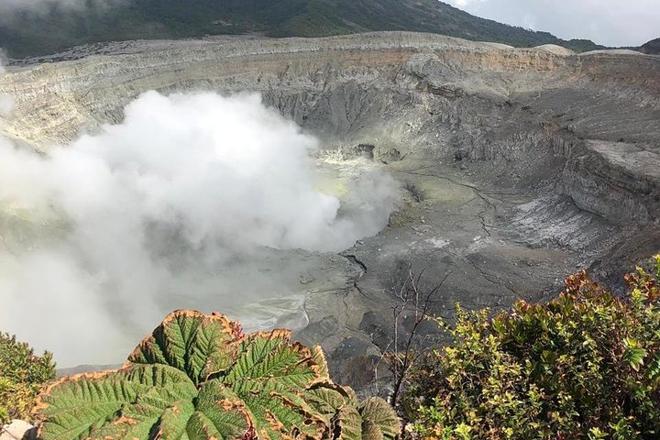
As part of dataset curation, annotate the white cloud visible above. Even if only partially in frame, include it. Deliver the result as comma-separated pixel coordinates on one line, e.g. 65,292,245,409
0,0,122,14
0,0,101,8
0,91,399,365
445,0,660,46
0,97,13,116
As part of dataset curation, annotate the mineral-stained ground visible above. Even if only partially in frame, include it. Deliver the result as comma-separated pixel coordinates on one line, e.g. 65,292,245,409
1,32,658,392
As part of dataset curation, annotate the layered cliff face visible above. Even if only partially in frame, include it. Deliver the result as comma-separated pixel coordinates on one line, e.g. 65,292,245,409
0,32,658,389
2,33,656,227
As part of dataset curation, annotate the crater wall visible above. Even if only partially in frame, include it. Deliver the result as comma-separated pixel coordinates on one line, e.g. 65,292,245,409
0,32,658,388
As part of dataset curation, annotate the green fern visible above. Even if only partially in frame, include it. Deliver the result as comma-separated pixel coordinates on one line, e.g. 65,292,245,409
34,310,399,440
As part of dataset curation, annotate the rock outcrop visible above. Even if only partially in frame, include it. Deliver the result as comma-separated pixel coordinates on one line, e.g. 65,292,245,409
640,38,660,55
0,420,35,440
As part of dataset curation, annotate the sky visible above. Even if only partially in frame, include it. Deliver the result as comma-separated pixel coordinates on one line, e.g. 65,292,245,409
446,0,660,47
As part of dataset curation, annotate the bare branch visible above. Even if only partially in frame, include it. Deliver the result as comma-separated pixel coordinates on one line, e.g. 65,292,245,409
387,268,451,406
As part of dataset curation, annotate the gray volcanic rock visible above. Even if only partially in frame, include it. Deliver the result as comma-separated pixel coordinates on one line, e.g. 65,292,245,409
0,420,35,440
640,38,660,55
560,140,659,225
0,32,658,391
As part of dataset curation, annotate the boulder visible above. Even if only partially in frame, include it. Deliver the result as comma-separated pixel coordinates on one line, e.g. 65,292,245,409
0,420,36,440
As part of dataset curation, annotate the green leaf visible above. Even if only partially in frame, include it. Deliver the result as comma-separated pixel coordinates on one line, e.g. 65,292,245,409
128,310,242,384
35,310,400,440
194,380,253,439
186,412,223,440
222,330,329,439
333,405,362,440
153,400,195,440
360,398,400,440
625,347,647,371
225,330,321,388
623,338,647,371
305,385,352,419
36,364,196,440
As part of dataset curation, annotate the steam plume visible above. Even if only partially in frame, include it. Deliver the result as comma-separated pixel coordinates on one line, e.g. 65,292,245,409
0,91,399,365
0,58,13,116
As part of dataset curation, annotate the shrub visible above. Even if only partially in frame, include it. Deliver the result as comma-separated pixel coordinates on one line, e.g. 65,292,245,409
0,332,55,424
33,310,399,440
404,256,660,440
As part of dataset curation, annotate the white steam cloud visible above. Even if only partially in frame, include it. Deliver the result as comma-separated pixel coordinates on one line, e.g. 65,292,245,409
0,59,13,116
0,91,399,366
0,0,120,12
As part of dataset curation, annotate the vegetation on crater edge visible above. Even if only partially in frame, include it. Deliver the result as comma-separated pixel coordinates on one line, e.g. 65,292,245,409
32,310,399,440
403,256,660,439
0,332,55,424
2,256,658,439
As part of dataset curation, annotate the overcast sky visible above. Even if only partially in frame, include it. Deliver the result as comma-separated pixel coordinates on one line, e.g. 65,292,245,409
446,0,660,47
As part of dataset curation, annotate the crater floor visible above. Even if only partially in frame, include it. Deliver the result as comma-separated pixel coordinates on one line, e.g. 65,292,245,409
0,32,658,389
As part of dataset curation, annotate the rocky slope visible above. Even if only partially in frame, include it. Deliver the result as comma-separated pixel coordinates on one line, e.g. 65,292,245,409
640,38,660,55
0,32,658,392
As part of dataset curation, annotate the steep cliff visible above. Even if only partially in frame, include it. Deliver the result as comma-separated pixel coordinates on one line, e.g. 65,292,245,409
2,33,657,225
